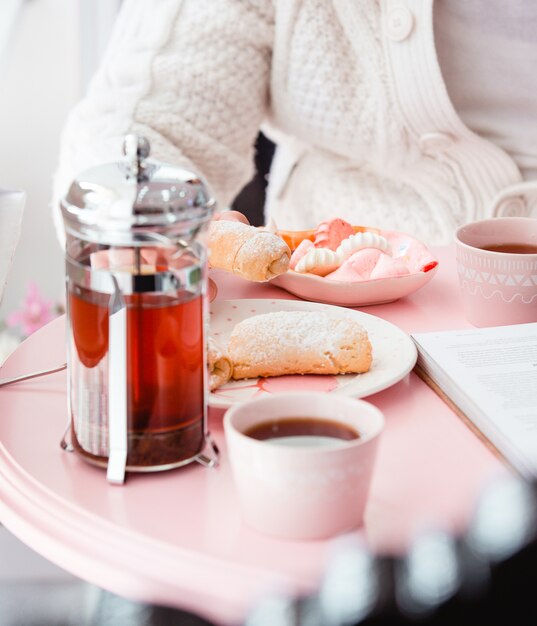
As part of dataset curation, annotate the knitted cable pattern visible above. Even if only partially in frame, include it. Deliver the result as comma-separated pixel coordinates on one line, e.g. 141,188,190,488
54,0,527,245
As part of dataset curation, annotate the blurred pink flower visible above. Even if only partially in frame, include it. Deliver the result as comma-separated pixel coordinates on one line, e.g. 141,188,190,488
6,282,57,337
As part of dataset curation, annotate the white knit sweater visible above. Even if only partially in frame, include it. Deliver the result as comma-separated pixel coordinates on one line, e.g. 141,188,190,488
54,0,537,245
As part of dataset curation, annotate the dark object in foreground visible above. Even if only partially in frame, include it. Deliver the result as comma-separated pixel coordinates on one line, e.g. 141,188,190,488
246,475,537,626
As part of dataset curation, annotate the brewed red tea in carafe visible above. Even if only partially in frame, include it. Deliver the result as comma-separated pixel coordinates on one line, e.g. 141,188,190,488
61,135,216,483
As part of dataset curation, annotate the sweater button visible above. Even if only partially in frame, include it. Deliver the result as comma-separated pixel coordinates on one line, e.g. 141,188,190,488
496,197,526,217
386,7,414,41
419,131,455,155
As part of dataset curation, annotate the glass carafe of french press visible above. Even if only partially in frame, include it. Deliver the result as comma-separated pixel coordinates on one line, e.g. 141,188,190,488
61,135,216,483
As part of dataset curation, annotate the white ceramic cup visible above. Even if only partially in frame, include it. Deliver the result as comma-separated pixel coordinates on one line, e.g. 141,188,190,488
224,392,384,541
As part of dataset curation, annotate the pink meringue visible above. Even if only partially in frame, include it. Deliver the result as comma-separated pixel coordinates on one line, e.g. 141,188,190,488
325,249,382,282
385,231,438,273
313,218,354,251
369,252,410,280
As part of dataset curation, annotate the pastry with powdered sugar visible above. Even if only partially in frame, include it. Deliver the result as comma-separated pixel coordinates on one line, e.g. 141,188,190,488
228,311,372,379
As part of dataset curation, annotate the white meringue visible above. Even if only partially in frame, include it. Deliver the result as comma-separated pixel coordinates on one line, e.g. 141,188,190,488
336,232,390,262
294,248,340,276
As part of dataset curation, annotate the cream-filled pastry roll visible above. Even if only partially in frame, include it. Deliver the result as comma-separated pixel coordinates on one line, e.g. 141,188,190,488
208,220,290,282
228,311,372,379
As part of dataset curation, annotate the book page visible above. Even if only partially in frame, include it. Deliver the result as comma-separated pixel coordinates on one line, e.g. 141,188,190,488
412,323,537,476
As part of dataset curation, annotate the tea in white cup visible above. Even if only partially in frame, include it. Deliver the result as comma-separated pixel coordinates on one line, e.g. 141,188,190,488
224,392,384,541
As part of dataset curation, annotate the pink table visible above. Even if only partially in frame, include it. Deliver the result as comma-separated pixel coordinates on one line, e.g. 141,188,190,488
0,247,508,625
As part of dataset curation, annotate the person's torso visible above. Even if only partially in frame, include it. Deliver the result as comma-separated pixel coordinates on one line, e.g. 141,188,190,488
265,0,537,244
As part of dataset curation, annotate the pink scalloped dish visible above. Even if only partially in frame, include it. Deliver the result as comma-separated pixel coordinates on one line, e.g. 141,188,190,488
271,220,439,307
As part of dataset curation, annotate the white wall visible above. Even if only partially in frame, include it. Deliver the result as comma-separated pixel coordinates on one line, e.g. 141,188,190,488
0,0,80,319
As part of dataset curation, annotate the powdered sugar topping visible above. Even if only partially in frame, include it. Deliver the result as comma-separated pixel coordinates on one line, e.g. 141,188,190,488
230,311,368,368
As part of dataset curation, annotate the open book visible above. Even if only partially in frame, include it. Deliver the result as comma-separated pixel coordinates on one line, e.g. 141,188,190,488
412,323,537,478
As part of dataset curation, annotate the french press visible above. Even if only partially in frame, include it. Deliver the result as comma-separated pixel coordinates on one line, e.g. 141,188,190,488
61,135,218,484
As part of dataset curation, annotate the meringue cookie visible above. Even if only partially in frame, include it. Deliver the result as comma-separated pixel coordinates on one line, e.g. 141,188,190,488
369,252,410,279
294,247,341,276
386,231,438,272
289,238,314,270
336,232,390,262
325,249,382,281
313,218,354,251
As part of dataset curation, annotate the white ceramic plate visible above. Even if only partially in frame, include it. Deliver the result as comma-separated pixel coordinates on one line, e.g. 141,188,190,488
209,299,417,408
270,230,438,307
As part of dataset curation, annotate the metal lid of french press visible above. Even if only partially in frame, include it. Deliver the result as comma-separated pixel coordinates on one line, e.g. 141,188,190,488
61,134,216,245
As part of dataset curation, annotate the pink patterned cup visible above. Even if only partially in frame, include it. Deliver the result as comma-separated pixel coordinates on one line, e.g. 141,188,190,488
224,392,384,541
455,217,537,327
